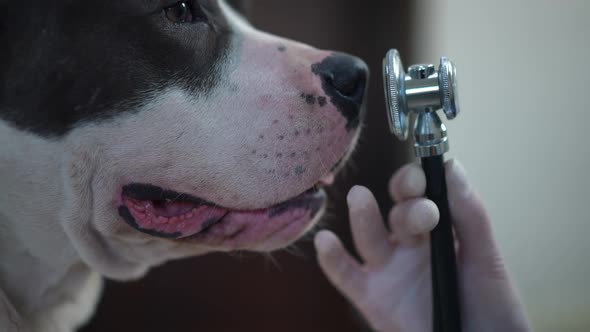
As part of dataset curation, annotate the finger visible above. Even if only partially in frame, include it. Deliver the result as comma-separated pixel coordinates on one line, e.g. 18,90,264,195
347,186,394,265
445,159,500,268
389,163,427,202
388,198,439,242
315,230,366,300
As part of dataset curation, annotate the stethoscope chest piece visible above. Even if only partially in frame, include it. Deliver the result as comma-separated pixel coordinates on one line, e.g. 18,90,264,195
382,49,459,157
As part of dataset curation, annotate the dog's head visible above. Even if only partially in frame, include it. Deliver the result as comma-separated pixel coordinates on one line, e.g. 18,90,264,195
0,0,368,279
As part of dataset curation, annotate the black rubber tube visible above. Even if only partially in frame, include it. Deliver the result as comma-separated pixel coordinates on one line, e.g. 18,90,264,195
422,155,462,332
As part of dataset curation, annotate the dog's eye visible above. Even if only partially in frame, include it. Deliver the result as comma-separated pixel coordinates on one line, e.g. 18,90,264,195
164,2,202,24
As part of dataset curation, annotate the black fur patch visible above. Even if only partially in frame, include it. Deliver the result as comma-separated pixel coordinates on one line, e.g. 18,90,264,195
0,1,234,137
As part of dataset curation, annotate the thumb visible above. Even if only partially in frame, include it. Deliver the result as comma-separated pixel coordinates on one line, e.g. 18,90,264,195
445,159,502,272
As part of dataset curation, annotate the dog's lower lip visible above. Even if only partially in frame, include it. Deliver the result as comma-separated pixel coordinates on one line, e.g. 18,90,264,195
186,188,326,247
119,184,325,240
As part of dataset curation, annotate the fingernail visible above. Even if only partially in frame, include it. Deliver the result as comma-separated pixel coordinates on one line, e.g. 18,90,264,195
413,199,440,233
346,185,366,205
314,230,333,253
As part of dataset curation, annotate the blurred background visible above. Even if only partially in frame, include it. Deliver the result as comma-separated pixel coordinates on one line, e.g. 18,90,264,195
413,1,590,331
82,0,590,331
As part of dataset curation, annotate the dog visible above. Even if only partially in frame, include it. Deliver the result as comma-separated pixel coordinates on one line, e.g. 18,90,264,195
0,1,368,331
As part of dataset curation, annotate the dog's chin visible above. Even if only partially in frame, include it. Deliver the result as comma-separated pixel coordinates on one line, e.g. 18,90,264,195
117,182,328,251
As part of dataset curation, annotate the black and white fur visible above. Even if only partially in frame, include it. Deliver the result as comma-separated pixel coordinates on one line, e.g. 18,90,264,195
0,1,368,331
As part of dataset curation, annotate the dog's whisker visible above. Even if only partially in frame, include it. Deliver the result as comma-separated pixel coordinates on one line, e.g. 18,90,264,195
283,245,307,259
262,252,283,271
317,154,330,179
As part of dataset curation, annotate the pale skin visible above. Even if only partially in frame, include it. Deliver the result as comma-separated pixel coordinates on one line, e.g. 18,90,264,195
314,159,532,332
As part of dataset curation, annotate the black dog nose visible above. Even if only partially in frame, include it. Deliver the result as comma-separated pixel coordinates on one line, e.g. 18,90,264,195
312,53,369,129
327,57,368,100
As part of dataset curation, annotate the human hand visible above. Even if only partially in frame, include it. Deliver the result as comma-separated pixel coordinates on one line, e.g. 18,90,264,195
314,160,531,332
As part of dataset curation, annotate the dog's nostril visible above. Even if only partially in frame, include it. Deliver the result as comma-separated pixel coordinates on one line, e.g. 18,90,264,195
328,63,365,98
313,53,368,105
332,78,359,98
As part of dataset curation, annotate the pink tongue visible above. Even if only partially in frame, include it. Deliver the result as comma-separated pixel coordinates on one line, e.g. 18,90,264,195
154,201,196,217
126,199,227,238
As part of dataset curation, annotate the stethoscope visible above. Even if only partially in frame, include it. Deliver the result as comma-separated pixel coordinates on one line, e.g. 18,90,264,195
383,49,461,332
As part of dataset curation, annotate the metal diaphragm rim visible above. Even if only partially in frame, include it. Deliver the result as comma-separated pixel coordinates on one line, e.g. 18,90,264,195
383,49,409,140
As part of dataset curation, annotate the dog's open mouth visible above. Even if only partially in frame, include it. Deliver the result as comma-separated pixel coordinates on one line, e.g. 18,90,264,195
118,181,328,247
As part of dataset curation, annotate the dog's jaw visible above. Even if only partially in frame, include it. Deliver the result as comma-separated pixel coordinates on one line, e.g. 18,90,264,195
58,81,361,280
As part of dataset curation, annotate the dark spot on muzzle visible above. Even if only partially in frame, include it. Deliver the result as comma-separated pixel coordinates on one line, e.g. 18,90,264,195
294,165,306,175
311,53,369,130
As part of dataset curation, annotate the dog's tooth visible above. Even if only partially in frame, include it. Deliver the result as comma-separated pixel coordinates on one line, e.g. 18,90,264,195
179,222,186,229
157,216,168,224
186,211,194,219
170,216,180,224
134,204,146,212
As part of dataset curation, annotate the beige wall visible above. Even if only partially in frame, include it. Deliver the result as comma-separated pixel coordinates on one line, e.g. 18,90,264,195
412,1,590,331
